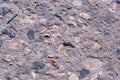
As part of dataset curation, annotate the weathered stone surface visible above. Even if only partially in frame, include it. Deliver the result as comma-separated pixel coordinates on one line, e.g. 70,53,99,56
0,0,119,80
83,58,103,70
5,42,20,50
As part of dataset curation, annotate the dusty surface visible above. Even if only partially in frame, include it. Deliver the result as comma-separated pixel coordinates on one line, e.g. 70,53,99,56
0,0,120,80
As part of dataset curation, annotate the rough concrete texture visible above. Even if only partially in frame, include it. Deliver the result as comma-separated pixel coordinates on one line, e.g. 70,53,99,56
0,0,120,80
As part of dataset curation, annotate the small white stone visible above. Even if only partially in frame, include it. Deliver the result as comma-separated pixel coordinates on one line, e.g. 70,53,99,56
77,19,83,23
79,13,90,20
69,73,79,80
52,25,59,29
69,16,75,20
24,47,31,52
109,3,117,13
31,71,36,78
72,0,82,7
39,19,47,25
68,72,72,75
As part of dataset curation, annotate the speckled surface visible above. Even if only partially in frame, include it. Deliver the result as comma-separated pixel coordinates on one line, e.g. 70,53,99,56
0,0,120,80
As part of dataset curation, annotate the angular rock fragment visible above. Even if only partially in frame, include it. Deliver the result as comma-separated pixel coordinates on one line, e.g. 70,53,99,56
43,13,54,21
55,13,63,20
44,34,50,38
32,61,45,70
91,42,102,51
50,60,59,69
2,28,15,38
63,42,75,48
2,7,11,16
79,69,90,78
66,5,73,10
27,30,35,40
116,48,120,55
69,73,79,80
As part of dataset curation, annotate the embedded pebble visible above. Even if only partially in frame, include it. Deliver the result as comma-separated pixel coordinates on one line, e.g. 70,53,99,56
69,73,79,80
39,18,47,25
2,7,11,16
79,13,91,20
32,61,45,70
2,28,15,38
43,13,54,21
50,60,59,69
63,42,75,48
27,30,35,40
79,69,90,78
91,42,102,51
31,71,36,78
104,29,110,35
116,0,120,3
116,48,120,55
48,54,54,58
55,13,62,20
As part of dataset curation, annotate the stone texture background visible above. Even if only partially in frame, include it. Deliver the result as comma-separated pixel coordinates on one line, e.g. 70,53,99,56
0,0,120,80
